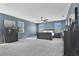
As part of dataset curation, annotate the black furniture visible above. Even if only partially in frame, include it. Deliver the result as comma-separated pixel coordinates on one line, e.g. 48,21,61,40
64,7,79,56
64,31,79,56
64,31,72,56
4,27,18,43
37,32,53,40
54,33,61,38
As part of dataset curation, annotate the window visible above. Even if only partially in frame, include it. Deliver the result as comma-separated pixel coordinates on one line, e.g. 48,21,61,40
17,21,24,33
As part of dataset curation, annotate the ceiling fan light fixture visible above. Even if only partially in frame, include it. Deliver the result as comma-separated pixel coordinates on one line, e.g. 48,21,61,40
41,17,48,22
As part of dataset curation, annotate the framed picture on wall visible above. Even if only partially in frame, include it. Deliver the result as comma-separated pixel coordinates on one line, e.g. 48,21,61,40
54,22,61,29
4,19,16,28
17,21,24,33
54,22,61,33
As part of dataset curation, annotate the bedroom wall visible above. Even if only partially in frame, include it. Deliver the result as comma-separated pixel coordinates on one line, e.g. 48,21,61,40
0,14,4,43
0,13,36,40
37,20,65,32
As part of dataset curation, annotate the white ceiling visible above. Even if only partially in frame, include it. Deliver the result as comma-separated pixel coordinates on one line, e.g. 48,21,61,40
0,3,71,23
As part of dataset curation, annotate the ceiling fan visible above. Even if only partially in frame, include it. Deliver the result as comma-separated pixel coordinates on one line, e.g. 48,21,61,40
41,17,48,22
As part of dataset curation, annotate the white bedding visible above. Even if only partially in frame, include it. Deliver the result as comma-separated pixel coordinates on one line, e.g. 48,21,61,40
47,31,54,36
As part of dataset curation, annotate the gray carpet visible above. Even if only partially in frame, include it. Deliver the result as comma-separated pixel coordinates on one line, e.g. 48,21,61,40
0,38,64,56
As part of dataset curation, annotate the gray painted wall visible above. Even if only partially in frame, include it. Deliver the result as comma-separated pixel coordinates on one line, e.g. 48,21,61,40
37,20,65,32
0,14,4,43
0,13,36,42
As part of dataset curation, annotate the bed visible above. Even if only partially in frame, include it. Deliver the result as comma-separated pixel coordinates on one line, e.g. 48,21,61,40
37,30,55,40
